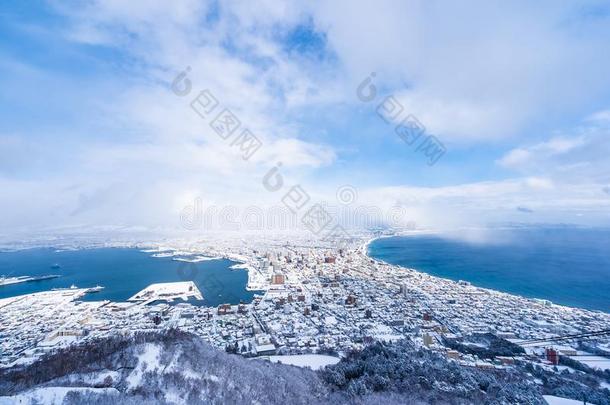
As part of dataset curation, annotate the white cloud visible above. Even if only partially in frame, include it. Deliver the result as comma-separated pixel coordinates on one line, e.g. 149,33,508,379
61,0,610,143
586,109,610,124
4,1,610,234
497,114,610,187
309,0,610,140
497,136,586,169
357,176,610,230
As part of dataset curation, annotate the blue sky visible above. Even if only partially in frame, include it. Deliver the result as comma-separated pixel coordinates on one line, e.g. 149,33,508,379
1,1,610,235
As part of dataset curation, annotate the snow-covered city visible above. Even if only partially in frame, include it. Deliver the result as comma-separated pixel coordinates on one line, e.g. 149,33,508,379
2,234,609,404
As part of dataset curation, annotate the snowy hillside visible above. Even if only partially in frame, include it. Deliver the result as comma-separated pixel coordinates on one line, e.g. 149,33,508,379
1,330,608,404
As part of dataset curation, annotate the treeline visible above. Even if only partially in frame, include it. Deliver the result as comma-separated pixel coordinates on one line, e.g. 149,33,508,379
0,329,191,395
523,362,610,405
1,329,333,405
443,333,525,359
3,330,609,404
320,340,544,404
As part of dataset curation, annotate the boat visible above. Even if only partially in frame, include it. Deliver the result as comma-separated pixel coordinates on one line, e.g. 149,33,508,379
52,284,78,291
51,263,61,269
87,285,105,293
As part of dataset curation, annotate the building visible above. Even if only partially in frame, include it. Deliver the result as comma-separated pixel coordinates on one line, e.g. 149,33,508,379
272,262,281,273
218,304,233,315
399,282,409,297
271,274,285,285
423,333,434,347
496,356,515,365
446,350,460,360
255,335,276,355
546,348,559,365
557,346,577,356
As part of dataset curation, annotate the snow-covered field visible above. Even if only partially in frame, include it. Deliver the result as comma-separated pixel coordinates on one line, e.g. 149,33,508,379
543,395,585,405
125,343,162,389
0,387,119,404
569,352,610,371
265,354,340,370
128,281,203,302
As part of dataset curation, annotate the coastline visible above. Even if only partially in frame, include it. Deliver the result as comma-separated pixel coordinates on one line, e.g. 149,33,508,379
3,236,610,378
0,247,259,305
3,238,608,315
364,233,610,315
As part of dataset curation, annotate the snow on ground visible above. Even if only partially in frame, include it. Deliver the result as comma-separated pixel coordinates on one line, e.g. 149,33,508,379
543,395,585,405
173,256,221,262
181,367,203,380
324,316,337,326
375,334,403,342
69,370,120,386
164,389,185,405
266,354,340,370
126,343,162,389
0,387,119,404
369,324,402,342
162,350,203,381
0,296,21,309
128,281,203,302
569,352,610,371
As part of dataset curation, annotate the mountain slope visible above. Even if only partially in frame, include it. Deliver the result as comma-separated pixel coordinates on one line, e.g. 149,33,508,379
2,330,604,404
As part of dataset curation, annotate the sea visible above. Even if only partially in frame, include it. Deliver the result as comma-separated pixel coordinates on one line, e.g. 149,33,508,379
368,227,610,313
0,248,259,306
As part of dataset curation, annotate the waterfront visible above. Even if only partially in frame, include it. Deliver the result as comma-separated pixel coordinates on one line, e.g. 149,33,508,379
368,227,610,313
2,235,610,404
0,248,257,306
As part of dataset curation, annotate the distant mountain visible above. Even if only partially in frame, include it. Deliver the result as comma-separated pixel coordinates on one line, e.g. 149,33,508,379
1,330,607,404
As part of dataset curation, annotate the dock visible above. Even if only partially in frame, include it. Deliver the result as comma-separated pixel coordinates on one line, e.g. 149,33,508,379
128,281,203,304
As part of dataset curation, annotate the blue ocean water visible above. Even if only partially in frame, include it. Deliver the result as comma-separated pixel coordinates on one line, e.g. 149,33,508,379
368,228,610,313
0,248,258,306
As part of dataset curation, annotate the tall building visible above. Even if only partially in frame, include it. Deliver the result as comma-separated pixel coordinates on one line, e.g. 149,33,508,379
399,282,409,297
271,274,285,285
423,333,434,347
272,261,281,273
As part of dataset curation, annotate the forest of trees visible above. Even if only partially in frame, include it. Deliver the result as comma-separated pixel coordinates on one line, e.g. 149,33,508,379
321,339,543,404
442,333,525,359
1,330,609,404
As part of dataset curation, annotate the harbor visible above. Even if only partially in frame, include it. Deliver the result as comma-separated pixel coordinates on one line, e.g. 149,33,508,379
128,281,203,304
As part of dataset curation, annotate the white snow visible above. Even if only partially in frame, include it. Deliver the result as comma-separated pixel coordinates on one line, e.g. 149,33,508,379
164,389,184,404
173,255,221,262
0,387,119,405
543,395,585,405
266,354,340,370
324,316,337,326
126,343,162,388
69,370,120,385
568,352,610,371
128,281,203,302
